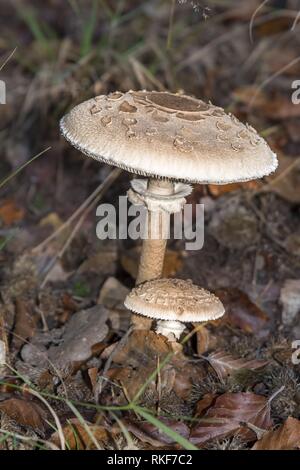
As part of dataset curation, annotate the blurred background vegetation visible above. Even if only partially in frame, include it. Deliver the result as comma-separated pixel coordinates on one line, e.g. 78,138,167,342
1,0,300,201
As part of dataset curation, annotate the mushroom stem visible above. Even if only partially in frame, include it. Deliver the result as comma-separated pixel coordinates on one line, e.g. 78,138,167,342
131,178,174,330
155,320,185,340
137,178,174,285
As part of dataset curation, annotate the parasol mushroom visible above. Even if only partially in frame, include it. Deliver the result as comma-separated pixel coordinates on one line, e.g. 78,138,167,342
124,278,225,341
60,90,277,330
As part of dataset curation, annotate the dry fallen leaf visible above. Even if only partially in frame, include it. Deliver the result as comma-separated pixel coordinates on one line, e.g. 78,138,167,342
233,86,300,119
205,350,268,380
195,393,216,418
105,366,152,404
0,200,24,226
112,330,171,367
78,248,117,276
12,298,36,350
123,417,190,447
102,330,204,404
51,418,108,450
102,331,172,404
256,17,297,40
208,181,259,197
0,397,47,431
172,357,205,401
215,288,269,334
196,325,217,355
48,305,109,372
190,392,272,446
87,367,98,393
252,417,300,450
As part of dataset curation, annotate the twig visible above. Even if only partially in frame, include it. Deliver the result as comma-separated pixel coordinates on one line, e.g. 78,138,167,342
249,0,271,44
0,312,9,373
0,47,17,72
0,147,51,190
156,356,161,416
179,24,245,69
120,383,139,419
291,10,300,31
268,385,285,404
39,167,122,287
5,344,68,398
28,388,66,450
65,400,102,450
181,321,209,346
109,411,136,450
248,55,300,110
246,196,287,252
33,167,121,254
96,326,133,400
179,10,300,70
35,307,49,332
0,428,59,450
263,157,300,189
240,421,267,440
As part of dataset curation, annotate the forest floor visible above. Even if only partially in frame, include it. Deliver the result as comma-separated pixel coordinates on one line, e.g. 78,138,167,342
0,0,300,450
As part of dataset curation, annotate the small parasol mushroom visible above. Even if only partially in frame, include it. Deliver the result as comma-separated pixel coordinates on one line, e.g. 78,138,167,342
124,278,225,340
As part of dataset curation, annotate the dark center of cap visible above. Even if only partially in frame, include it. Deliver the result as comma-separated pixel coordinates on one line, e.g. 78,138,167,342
144,92,210,112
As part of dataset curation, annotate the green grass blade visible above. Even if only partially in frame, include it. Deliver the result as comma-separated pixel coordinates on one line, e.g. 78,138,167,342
16,6,48,47
80,0,98,57
133,406,198,451
132,352,174,403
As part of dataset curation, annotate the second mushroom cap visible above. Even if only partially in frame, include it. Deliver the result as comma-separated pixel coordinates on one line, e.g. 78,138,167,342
124,278,225,322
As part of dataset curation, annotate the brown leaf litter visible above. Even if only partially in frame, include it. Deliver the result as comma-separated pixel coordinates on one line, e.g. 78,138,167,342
252,417,300,450
190,392,273,446
204,350,269,380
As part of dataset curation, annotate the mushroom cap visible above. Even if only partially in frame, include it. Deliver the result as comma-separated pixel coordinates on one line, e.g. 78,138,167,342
124,278,225,322
60,90,277,184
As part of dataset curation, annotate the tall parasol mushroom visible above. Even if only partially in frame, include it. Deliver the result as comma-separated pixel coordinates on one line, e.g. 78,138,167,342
60,90,277,330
